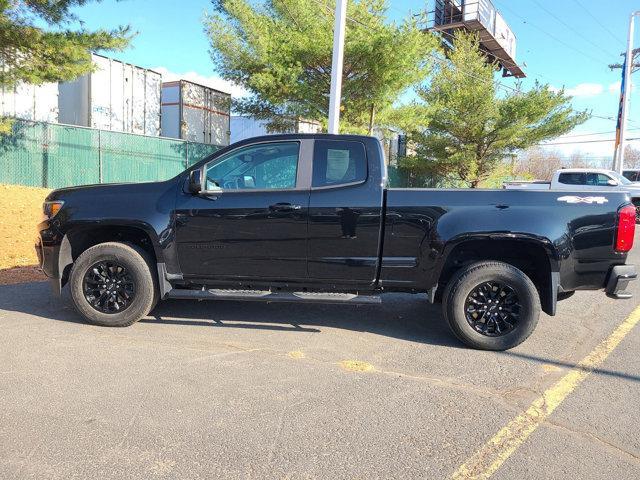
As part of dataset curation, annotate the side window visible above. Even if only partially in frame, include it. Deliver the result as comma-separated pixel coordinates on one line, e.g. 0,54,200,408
204,142,299,191
586,173,614,186
558,173,586,185
598,174,614,186
312,140,367,188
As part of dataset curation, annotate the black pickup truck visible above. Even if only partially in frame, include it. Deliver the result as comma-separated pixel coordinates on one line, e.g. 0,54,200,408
36,134,637,350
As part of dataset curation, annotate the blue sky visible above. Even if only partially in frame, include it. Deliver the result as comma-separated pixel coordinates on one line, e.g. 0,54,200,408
71,0,640,158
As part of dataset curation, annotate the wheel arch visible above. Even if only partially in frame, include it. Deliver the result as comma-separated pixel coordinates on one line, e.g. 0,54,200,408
59,223,163,289
434,235,560,316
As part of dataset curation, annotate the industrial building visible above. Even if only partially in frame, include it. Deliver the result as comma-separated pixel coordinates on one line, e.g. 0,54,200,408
230,116,321,144
161,80,231,146
58,53,162,136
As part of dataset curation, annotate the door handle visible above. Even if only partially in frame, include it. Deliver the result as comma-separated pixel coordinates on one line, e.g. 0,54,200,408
269,203,302,212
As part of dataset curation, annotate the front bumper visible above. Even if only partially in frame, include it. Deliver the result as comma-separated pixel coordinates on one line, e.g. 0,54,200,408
35,220,64,295
606,265,637,299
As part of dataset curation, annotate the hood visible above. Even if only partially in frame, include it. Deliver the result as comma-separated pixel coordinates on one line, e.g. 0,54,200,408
46,180,172,202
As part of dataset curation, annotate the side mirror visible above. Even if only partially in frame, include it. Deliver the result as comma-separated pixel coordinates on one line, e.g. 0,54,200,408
607,179,619,187
188,169,202,194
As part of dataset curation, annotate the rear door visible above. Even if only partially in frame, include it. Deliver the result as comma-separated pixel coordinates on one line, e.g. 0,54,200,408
307,138,384,284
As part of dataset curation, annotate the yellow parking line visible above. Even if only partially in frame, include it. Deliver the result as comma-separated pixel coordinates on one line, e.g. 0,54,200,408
451,304,640,480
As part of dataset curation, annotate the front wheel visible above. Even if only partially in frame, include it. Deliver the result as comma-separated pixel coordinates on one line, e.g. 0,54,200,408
69,242,157,327
442,261,541,350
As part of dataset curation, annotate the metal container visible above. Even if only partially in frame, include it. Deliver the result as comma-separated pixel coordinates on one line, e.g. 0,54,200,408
161,80,231,146
230,116,321,144
429,0,523,78
58,53,162,136
0,82,59,123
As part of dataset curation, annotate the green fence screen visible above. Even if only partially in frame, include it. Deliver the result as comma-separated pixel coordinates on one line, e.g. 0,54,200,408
0,120,222,189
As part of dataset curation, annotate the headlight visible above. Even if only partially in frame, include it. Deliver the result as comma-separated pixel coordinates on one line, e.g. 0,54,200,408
43,201,64,220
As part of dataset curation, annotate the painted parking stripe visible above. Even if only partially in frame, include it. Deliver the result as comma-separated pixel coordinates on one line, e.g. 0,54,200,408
451,304,640,480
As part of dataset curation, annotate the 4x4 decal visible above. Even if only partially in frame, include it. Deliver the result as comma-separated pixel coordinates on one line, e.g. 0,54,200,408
557,196,609,205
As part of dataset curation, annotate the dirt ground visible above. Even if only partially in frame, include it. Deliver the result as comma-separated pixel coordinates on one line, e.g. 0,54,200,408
0,184,50,284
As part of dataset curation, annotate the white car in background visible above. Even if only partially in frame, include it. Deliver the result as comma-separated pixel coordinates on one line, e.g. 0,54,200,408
505,168,640,221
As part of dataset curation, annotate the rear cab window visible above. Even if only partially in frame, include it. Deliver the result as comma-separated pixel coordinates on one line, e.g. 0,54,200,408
312,140,367,188
558,172,586,185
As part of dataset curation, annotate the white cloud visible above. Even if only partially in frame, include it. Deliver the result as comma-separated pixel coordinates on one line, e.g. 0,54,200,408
607,80,635,94
152,66,250,99
551,83,604,98
609,81,621,94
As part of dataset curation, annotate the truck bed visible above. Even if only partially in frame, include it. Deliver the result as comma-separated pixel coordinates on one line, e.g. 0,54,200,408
381,188,629,293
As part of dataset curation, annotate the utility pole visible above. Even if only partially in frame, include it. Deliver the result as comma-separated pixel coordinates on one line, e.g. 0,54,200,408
613,12,640,173
328,0,347,135
610,46,640,169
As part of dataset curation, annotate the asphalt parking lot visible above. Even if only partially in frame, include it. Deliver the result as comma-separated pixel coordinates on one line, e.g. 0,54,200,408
1,249,639,479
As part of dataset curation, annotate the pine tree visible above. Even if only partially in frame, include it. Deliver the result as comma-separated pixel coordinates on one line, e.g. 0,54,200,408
206,0,437,133
399,32,589,188
1,0,132,132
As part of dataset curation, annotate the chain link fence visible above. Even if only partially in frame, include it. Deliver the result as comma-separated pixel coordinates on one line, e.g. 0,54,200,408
0,120,222,189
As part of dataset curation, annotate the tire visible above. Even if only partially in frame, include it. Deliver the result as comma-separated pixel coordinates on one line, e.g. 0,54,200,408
442,261,541,351
69,242,157,327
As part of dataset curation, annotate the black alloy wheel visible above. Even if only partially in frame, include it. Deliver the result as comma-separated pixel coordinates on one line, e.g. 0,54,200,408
443,261,540,350
83,261,136,314
464,281,521,337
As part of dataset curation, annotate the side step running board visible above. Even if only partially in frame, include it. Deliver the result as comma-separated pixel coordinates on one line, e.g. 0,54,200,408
166,288,382,305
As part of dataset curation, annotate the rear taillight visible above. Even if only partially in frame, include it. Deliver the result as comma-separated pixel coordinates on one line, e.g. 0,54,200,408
615,204,636,252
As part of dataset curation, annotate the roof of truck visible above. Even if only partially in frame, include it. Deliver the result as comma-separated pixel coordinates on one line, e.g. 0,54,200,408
557,168,616,174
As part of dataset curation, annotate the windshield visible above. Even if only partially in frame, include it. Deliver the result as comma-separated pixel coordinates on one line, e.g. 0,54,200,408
609,171,633,185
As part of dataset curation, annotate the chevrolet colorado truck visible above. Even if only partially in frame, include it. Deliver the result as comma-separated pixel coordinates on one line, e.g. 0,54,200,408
36,134,637,350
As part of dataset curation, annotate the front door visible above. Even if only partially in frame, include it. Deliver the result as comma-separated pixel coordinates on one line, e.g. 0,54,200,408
174,140,311,281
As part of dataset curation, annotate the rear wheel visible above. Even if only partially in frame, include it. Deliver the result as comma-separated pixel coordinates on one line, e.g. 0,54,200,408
442,261,540,350
69,242,157,327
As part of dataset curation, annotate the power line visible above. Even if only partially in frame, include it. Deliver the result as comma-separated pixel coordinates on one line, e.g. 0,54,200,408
492,0,611,65
570,0,627,46
541,137,640,146
530,0,619,59
553,128,640,139
433,27,558,84
311,0,633,137
430,20,632,139
590,114,640,128
310,0,522,95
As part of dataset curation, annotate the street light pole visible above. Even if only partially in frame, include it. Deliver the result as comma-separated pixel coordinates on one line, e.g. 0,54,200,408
328,0,347,135
617,11,640,173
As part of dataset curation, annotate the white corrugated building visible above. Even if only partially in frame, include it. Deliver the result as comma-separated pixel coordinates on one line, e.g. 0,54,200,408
161,80,231,146
58,53,162,136
230,116,321,144
1,82,59,123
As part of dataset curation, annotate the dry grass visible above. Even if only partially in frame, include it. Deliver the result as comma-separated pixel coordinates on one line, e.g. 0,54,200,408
0,184,50,284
